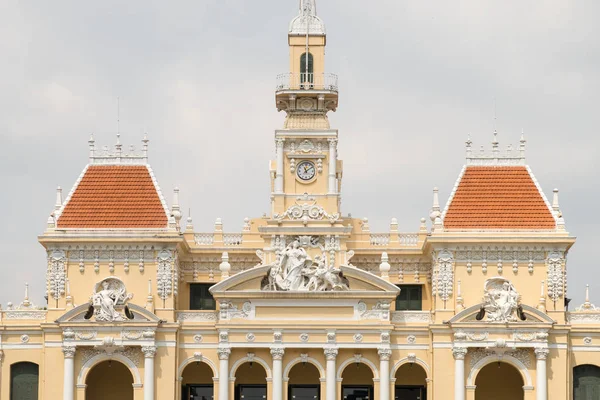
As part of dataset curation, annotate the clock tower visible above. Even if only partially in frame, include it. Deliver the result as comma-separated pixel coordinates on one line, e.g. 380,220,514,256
271,0,340,217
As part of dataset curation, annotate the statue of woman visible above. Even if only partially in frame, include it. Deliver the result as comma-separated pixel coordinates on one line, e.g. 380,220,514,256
279,240,312,290
92,281,126,321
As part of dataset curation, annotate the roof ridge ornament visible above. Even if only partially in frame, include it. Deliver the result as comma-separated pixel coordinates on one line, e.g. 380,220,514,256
465,132,527,166
88,133,150,165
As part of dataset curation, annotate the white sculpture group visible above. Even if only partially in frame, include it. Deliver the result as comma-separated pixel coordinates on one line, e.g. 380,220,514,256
262,240,349,291
482,277,520,322
91,277,133,322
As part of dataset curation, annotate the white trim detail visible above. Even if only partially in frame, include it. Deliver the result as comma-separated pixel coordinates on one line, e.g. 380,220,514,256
283,356,326,379
442,165,466,220
177,356,219,380
56,164,89,222
336,356,379,380
525,165,557,225
229,355,272,379
145,165,171,221
77,353,141,386
390,357,431,380
467,354,532,387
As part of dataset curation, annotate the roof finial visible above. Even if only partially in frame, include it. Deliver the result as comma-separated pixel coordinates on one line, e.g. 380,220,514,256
429,187,441,222
142,132,149,163
492,130,499,156
519,129,526,159
186,209,194,232
300,0,317,16
88,133,96,163
55,186,63,211
465,134,472,158
171,187,182,230
552,188,560,212
22,282,30,308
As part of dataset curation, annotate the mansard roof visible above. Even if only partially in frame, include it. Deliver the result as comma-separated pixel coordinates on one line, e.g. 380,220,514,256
56,164,170,229
441,134,557,231
442,166,556,230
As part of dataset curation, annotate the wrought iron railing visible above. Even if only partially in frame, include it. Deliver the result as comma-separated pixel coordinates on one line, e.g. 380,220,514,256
276,73,339,92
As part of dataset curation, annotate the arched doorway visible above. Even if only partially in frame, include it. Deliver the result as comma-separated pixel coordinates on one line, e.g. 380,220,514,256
288,362,321,400
235,361,268,400
86,360,133,400
475,362,523,400
181,361,215,400
395,363,427,400
10,362,39,400
341,363,374,400
574,364,600,400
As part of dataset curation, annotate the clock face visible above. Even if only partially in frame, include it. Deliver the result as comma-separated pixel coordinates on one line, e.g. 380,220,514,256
297,161,316,181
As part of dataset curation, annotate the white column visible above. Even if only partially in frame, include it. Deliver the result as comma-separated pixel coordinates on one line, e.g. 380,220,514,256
535,348,549,400
218,348,231,400
378,348,391,400
324,348,338,400
62,346,76,400
142,346,157,400
453,347,467,400
270,347,285,400
328,138,337,194
275,138,285,194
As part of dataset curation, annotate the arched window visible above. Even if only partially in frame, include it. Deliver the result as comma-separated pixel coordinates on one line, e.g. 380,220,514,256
300,52,314,85
574,364,600,400
11,362,39,400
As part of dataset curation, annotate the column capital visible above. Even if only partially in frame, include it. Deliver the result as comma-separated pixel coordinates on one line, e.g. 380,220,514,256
327,138,338,146
62,345,76,359
275,138,286,148
377,347,392,361
217,347,232,360
324,347,338,361
452,346,468,360
534,347,549,360
141,345,157,358
270,347,285,360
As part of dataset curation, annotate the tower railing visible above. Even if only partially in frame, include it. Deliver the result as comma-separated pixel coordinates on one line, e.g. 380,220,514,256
276,73,338,92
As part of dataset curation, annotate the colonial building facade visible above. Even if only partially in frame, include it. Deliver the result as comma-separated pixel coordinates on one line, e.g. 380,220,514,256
2,1,600,400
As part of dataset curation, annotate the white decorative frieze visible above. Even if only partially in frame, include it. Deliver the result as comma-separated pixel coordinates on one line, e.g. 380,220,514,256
358,301,390,320
80,345,142,367
391,311,432,324
177,312,218,322
273,202,340,225
218,301,251,320
468,348,531,368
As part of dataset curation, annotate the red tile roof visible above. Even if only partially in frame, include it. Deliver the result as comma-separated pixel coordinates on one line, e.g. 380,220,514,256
57,165,169,229
443,166,556,230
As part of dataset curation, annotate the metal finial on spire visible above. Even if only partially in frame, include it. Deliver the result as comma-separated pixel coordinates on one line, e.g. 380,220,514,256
300,0,317,15
142,132,149,163
465,134,472,158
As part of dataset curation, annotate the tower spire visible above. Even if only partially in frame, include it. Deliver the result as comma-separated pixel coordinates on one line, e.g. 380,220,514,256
300,0,317,16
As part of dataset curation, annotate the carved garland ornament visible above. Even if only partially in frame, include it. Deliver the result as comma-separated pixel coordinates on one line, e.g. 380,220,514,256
157,250,174,301
434,250,454,302
47,250,66,300
546,252,565,303
273,202,340,225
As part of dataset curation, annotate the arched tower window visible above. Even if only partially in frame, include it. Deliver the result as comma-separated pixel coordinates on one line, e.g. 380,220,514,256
10,362,39,400
300,52,314,85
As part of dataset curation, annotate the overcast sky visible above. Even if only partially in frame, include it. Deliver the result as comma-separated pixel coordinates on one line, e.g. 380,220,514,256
0,1,598,308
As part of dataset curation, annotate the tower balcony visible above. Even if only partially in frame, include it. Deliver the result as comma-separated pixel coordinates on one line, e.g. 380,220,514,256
276,73,339,93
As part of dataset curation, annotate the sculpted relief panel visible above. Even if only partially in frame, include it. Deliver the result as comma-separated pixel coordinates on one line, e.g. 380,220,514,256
91,277,134,322
261,240,349,291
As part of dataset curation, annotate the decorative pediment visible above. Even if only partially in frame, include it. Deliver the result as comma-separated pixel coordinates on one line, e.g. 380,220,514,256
56,303,161,324
210,265,400,299
449,303,554,325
